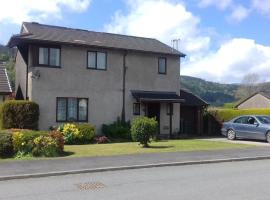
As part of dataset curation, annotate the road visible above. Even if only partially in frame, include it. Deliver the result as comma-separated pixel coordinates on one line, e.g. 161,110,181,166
1,160,270,200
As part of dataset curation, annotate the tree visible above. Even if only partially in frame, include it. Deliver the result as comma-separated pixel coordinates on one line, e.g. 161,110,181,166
235,73,261,100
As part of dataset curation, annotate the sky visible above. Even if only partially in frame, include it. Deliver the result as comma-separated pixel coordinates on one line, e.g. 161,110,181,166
0,0,270,84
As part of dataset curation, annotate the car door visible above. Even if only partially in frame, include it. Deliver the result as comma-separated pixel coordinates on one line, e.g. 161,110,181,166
243,117,265,139
232,116,249,138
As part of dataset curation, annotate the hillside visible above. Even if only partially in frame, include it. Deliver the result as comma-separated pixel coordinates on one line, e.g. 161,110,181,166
180,76,239,106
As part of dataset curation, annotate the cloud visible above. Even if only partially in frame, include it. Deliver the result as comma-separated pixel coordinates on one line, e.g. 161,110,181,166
0,0,91,24
228,5,250,23
198,0,233,10
105,0,210,55
251,0,270,16
182,38,270,83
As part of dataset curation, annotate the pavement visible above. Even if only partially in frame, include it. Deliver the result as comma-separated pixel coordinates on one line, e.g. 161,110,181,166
1,145,270,181
1,159,270,199
202,137,270,146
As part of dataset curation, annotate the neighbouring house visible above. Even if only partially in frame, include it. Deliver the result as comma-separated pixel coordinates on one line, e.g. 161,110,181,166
0,67,12,102
8,22,185,136
235,91,270,109
179,89,209,136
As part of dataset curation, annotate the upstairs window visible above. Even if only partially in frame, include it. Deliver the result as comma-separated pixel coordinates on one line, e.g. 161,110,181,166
133,103,140,115
87,51,107,70
38,47,60,67
158,57,167,74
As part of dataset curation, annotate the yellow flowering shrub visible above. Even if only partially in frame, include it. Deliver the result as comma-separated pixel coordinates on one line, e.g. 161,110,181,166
12,132,25,152
57,123,95,144
33,136,59,157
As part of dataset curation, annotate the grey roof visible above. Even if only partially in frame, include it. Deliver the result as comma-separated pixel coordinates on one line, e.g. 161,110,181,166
235,90,270,108
8,22,185,57
0,67,12,94
180,89,209,107
131,90,184,103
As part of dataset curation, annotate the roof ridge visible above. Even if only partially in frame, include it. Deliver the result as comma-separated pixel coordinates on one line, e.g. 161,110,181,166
23,22,159,41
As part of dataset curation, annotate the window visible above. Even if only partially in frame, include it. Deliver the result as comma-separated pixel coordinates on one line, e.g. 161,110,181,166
38,47,60,67
56,97,88,122
133,103,140,115
87,51,107,70
166,103,173,115
234,117,248,124
158,57,166,74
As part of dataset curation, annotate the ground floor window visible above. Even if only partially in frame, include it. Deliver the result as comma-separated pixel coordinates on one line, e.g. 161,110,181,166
166,103,173,115
56,97,88,122
133,103,140,115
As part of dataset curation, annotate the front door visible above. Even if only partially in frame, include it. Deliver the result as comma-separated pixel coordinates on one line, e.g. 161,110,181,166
147,103,160,133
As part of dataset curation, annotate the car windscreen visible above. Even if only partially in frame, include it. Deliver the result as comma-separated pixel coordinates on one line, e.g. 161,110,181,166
256,116,270,124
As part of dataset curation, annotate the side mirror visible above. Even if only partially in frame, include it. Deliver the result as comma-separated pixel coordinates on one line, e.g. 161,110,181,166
254,122,259,127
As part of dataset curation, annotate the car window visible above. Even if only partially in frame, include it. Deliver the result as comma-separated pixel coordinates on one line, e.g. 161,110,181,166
247,117,257,125
256,116,270,124
234,117,248,124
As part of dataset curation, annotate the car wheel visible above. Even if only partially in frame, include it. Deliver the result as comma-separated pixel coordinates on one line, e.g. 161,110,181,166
266,132,270,143
227,129,236,140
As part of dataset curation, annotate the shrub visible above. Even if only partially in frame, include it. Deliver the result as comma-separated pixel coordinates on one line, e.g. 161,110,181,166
94,136,109,144
0,132,13,157
131,116,158,147
1,100,39,129
48,131,64,152
102,119,131,139
58,123,79,144
75,123,95,143
12,130,47,153
58,123,95,144
32,135,59,157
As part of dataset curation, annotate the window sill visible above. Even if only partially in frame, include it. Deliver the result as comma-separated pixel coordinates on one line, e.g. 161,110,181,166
36,65,61,68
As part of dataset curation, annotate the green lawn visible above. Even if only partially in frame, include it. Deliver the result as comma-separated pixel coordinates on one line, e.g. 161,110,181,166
64,139,251,158
0,139,252,162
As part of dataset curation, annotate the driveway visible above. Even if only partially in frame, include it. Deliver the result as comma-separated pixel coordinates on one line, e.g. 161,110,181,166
203,137,270,147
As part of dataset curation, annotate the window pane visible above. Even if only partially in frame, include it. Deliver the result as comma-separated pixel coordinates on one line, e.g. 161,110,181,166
67,98,77,121
49,48,60,66
158,58,166,74
97,52,106,69
39,47,49,65
57,98,66,121
88,52,96,68
133,103,140,115
78,99,87,121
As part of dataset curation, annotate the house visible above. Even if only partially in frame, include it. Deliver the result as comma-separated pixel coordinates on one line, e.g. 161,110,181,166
0,66,12,102
8,22,185,136
235,91,270,109
179,89,209,136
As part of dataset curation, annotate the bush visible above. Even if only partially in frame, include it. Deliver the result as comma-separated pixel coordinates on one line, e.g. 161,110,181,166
131,116,158,147
102,119,131,139
0,132,13,157
94,136,110,144
75,123,95,143
48,131,64,152
1,100,39,130
12,130,47,153
32,135,59,157
58,123,79,144
58,123,95,144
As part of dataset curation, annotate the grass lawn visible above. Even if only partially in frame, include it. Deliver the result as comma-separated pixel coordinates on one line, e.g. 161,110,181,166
64,139,251,158
0,139,252,162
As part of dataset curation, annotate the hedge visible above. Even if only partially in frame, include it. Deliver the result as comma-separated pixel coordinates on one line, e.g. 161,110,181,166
208,108,270,123
203,108,270,135
0,131,13,158
1,100,39,130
